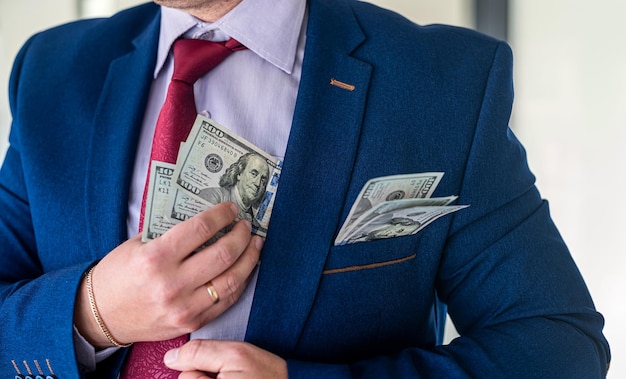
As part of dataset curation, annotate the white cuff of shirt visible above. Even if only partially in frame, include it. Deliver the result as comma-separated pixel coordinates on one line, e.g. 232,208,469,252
73,325,120,373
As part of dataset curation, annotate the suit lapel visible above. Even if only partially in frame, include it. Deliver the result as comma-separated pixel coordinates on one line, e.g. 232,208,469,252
85,12,160,259
83,0,370,353
247,0,372,355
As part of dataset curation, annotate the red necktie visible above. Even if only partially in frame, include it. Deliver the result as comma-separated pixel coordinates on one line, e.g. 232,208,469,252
122,38,244,379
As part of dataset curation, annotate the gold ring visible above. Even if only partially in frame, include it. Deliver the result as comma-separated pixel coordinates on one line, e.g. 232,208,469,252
206,281,220,304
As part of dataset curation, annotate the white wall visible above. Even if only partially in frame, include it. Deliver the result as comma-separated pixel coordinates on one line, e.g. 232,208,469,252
0,0,151,158
510,2,625,377
0,0,78,157
81,0,145,17
367,0,473,27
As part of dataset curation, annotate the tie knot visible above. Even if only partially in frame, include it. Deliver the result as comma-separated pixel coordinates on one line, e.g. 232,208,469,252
171,38,245,84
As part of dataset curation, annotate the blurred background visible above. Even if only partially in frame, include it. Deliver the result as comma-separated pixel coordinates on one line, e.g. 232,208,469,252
0,0,623,376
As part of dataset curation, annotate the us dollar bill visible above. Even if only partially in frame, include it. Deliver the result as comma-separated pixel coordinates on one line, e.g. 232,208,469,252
171,115,282,238
336,173,444,241
336,203,468,245
142,161,180,242
142,160,236,244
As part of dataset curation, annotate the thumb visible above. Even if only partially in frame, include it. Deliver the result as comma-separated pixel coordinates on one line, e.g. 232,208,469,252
164,340,223,373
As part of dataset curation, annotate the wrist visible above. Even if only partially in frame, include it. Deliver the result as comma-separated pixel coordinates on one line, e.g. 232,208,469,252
74,264,131,348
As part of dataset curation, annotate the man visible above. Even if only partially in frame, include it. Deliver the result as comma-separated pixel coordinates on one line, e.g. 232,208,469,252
0,0,611,378
198,152,271,226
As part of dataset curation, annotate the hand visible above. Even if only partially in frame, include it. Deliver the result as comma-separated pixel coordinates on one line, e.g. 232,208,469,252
75,202,263,347
164,340,288,379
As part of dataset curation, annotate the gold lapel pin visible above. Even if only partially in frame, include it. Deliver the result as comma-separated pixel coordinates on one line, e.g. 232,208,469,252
330,78,356,91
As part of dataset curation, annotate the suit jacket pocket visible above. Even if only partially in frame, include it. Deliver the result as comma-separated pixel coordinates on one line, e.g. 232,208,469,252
323,234,422,275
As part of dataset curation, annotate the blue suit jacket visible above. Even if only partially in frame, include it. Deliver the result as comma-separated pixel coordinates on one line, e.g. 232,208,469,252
0,1,610,378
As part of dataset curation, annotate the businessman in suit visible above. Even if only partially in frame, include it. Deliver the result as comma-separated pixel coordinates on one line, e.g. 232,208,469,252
0,0,611,377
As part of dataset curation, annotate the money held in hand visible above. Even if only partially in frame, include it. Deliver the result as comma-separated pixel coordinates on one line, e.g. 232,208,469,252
142,115,282,242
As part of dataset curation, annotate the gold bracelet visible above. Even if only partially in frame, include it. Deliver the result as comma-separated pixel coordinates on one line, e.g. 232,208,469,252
85,265,132,348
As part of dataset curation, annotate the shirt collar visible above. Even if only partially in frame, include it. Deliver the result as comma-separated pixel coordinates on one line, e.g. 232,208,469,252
155,0,306,77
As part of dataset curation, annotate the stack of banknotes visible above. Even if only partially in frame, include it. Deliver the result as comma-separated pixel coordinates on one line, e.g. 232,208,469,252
334,173,468,245
142,115,281,243
143,115,467,245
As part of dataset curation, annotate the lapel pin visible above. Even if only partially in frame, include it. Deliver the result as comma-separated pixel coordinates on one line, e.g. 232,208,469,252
330,78,356,91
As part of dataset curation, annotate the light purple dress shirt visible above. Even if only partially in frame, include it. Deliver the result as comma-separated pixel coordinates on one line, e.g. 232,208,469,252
76,0,307,371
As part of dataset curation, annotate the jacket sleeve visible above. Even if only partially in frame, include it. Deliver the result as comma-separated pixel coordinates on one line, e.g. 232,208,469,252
0,34,93,378
285,42,610,379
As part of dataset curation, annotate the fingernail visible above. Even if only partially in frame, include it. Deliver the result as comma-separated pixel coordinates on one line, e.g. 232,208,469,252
255,236,264,250
164,348,179,365
229,202,239,216
243,219,252,231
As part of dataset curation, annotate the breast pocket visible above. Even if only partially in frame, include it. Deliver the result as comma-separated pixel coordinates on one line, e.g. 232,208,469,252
296,233,441,360
323,233,423,275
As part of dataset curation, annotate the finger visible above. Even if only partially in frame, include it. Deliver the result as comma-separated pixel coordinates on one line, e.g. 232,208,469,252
192,236,263,322
178,371,215,379
160,221,259,335
164,340,226,373
181,218,254,285
165,340,287,379
154,202,239,261
205,234,262,302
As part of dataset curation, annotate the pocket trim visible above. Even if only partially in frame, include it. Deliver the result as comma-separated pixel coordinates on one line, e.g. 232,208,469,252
322,253,417,275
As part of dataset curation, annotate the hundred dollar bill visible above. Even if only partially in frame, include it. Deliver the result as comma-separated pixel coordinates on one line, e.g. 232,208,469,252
334,195,458,245
172,115,281,238
336,203,468,245
142,161,236,245
336,172,444,241
142,161,180,242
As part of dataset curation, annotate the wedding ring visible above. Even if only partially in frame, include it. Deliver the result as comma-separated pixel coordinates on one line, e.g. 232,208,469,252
205,281,220,304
